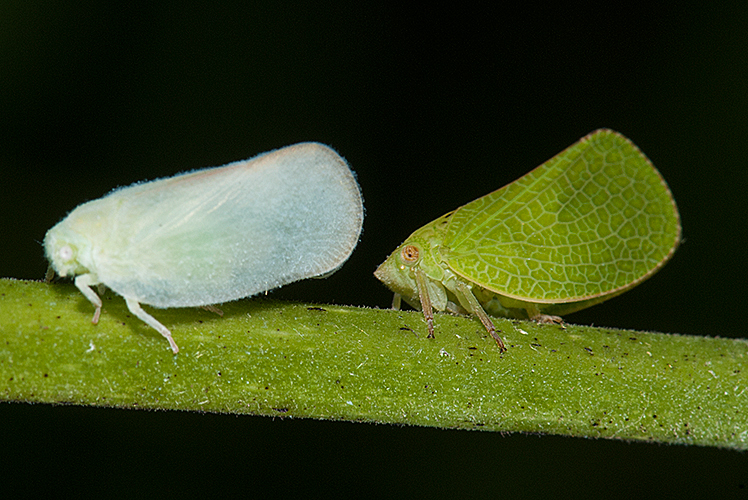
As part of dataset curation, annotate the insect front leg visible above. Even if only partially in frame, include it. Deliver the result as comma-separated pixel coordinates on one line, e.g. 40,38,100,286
413,268,435,338
74,274,103,324
390,293,402,310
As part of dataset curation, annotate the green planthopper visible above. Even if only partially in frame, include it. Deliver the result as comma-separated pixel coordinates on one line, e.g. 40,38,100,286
375,129,681,352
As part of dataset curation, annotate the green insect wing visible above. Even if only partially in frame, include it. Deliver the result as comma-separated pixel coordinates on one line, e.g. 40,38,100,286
375,129,681,351
445,129,680,304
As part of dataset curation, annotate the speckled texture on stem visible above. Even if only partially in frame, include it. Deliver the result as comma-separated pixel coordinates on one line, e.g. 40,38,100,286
1,278,746,450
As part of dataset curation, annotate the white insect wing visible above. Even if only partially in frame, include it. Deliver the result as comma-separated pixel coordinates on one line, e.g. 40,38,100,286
45,142,363,353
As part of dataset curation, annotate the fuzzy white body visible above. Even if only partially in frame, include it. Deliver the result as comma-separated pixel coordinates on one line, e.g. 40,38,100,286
44,143,364,353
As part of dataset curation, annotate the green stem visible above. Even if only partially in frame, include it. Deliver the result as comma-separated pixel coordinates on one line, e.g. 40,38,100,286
1,278,746,449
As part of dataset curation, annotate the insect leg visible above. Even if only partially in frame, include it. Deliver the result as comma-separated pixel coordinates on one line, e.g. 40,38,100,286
74,274,103,325
454,281,506,352
124,298,180,354
413,268,435,338
390,293,402,310
200,304,224,316
525,303,564,325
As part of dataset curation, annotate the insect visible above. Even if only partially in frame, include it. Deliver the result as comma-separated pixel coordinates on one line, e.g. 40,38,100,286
45,142,364,353
374,129,681,352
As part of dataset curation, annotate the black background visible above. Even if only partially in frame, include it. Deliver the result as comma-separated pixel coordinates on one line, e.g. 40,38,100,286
2,3,747,497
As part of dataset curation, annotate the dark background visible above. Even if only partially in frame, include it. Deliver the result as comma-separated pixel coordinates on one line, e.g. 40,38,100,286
2,2,747,497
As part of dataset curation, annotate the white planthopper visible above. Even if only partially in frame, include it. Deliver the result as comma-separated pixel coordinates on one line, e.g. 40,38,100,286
44,142,364,354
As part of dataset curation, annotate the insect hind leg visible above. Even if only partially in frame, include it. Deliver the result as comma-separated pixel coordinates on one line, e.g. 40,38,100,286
525,303,564,326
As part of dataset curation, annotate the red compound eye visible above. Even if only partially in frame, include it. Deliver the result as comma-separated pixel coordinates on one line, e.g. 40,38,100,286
401,245,419,262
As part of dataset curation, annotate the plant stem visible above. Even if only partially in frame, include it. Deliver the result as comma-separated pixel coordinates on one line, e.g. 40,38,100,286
1,278,746,449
